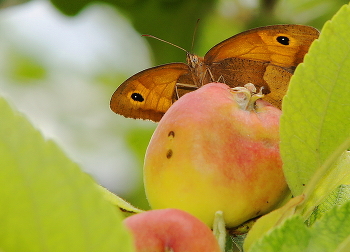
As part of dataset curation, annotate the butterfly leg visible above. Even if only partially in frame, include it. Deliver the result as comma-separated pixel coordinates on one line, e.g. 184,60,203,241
175,83,198,99
201,68,227,85
175,84,180,100
200,68,216,86
175,83,199,90
217,75,226,84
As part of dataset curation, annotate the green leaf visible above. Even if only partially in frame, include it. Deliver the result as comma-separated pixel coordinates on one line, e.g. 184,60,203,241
308,200,350,251
249,200,350,252
248,216,310,252
300,149,350,218
0,97,134,252
336,236,350,252
243,195,305,252
280,4,350,199
305,153,350,219
97,185,144,216
307,184,350,226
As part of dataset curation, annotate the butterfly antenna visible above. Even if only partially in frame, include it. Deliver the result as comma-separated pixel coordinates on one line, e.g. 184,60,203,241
142,34,188,53
191,19,200,53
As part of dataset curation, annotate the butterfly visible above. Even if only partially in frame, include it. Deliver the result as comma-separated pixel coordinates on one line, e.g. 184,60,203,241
110,24,319,122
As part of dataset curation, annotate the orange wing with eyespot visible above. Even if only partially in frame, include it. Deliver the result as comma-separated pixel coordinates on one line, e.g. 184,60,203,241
110,63,193,121
205,24,319,70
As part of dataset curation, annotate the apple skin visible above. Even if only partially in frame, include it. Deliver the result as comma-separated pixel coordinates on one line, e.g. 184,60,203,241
123,208,221,252
144,83,290,228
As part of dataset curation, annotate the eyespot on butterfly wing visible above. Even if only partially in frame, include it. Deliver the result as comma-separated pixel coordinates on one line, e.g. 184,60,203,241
110,63,194,122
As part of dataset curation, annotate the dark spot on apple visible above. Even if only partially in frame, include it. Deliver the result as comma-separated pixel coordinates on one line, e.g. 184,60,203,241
168,131,175,137
303,184,306,186
266,201,269,204
255,210,261,216
262,138,274,148
166,149,173,159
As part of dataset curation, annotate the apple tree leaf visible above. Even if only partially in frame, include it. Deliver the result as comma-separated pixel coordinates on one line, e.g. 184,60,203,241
307,184,350,226
0,97,134,252
97,184,144,216
280,3,350,202
248,200,350,252
243,195,305,252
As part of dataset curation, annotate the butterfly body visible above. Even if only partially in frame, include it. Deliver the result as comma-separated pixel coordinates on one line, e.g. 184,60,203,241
110,24,319,122
186,54,209,87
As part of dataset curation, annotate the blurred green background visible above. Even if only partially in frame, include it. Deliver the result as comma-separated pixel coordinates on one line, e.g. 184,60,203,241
0,0,347,210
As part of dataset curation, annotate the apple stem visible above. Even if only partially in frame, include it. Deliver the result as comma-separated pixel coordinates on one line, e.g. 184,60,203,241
230,83,264,111
213,211,226,252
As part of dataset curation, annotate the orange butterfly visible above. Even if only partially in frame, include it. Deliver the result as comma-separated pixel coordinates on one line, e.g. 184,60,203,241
110,24,319,122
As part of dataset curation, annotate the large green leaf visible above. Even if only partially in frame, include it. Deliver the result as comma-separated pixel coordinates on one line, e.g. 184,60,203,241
280,4,350,199
248,200,350,252
0,97,134,252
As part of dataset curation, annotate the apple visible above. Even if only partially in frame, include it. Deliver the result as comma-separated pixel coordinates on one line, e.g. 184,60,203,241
144,83,290,228
123,208,221,252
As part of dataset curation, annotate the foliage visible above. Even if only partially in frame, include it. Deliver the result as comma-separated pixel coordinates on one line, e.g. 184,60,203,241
249,200,350,252
280,2,350,216
0,97,134,251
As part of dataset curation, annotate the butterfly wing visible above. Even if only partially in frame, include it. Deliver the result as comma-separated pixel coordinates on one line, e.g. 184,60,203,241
205,24,319,70
205,24,317,108
209,58,269,88
263,64,292,107
110,63,192,122
209,57,292,108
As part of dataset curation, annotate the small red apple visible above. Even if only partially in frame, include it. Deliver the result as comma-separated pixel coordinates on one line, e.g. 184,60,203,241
144,83,290,228
123,208,221,252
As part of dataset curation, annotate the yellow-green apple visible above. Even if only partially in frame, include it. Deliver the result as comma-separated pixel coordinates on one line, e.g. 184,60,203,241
144,83,290,228
123,208,221,252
